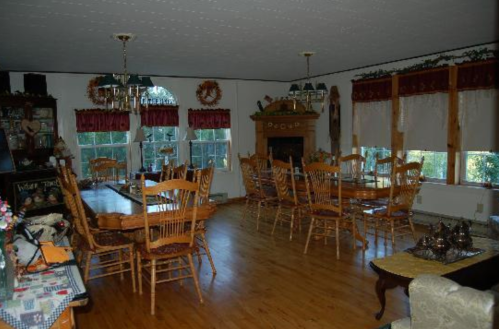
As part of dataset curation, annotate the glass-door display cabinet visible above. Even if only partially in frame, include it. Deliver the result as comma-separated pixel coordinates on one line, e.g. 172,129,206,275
0,95,63,215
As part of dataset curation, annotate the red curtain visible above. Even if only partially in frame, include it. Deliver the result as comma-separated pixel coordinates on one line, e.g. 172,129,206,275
351,78,392,102
399,68,449,96
75,109,130,132
188,108,231,129
140,105,179,127
457,60,499,91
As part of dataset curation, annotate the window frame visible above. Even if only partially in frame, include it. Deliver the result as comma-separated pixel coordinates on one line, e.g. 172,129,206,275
460,151,499,188
142,126,179,171
77,131,129,179
191,128,231,171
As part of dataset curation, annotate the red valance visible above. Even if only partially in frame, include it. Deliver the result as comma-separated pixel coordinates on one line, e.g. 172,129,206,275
140,105,179,127
188,108,231,129
352,79,392,102
399,69,449,96
457,60,499,91
75,109,130,132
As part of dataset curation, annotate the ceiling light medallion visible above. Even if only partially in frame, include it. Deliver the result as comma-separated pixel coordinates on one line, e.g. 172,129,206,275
289,51,328,112
98,33,154,113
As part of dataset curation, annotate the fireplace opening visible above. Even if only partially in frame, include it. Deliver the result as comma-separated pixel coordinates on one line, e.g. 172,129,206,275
268,137,304,168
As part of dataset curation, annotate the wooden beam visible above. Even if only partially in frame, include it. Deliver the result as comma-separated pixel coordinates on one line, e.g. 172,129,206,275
447,65,460,185
391,75,403,158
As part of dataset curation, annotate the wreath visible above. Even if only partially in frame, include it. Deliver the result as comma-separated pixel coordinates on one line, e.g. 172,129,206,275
86,76,107,106
196,80,222,106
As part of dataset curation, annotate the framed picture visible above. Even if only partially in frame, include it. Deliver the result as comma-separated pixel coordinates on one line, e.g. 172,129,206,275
13,177,63,212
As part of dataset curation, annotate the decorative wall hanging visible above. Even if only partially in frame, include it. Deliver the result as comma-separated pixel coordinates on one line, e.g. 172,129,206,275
21,119,41,136
196,80,222,106
86,76,106,106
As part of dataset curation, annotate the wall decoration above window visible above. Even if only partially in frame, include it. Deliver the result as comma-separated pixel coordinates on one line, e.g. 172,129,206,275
86,76,107,106
196,80,222,106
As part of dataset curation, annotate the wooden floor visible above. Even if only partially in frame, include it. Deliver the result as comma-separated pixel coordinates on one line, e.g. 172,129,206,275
75,203,422,329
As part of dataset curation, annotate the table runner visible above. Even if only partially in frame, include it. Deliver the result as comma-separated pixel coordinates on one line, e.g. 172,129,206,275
106,184,160,205
371,237,499,279
0,265,84,329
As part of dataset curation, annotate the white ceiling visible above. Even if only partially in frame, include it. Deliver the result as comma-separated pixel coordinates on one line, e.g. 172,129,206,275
0,0,496,81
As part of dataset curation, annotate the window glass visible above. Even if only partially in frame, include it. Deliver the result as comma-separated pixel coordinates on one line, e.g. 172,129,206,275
361,147,391,173
142,126,178,171
192,128,230,170
406,150,447,180
77,131,129,179
462,151,499,186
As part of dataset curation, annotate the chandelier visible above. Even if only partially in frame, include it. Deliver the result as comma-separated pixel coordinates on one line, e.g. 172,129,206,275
288,52,328,112
98,33,154,113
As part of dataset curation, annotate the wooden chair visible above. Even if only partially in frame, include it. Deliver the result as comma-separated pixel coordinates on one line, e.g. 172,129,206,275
374,154,406,179
137,174,203,315
302,160,354,258
159,160,174,182
338,154,366,179
249,152,273,172
363,160,423,248
172,161,188,179
58,166,136,290
90,157,118,183
271,157,307,241
114,161,127,181
193,165,217,274
238,154,276,231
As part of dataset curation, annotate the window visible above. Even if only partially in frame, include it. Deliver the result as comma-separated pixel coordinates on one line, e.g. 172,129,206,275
462,151,499,186
142,126,178,171
78,131,128,178
406,150,447,181
361,147,391,173
191,128,230,170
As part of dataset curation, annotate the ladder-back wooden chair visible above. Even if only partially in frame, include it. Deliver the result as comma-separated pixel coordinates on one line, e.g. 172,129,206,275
249,152,273,172
137,174,203,315
159,160,174,182
338,154,366,180
193,165,216,274
271,157,307,241
172,161,188,179
90,157,118,183
239,154,276,231
58,166,136,290
302,160,355,258
363,160,423,248
374,154,406,179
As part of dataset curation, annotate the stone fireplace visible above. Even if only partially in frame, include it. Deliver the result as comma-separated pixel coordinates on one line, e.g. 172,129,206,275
250,113,319,166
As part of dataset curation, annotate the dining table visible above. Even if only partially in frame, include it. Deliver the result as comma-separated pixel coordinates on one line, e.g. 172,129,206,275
258,170,397,249
80,180,217,230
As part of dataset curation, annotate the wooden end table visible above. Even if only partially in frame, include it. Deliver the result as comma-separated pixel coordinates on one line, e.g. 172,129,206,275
370,237,499,320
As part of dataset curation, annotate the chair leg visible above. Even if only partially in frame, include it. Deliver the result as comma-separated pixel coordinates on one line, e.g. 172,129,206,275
118,250,124,280
272,205,281,236
200,232,217,275
178,257,184,287
391,221,396,247
129,246,136,293
289,209,294,241
351,216,357,250
335,220,340,260
408,216,417,242
137,253,143,295
304,218,315,254
256,200,262,231
187,254,204,304
242,198,250,226
150,259,156,315
84,251,92,283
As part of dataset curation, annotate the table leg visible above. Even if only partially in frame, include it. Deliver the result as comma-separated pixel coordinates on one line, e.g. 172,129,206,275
374,275,398,320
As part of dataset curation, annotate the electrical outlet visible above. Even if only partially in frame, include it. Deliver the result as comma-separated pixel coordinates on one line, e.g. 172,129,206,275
476,203,484,213
416,195,422,204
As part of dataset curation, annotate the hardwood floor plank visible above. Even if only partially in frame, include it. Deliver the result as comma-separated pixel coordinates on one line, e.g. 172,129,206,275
75,203,418,328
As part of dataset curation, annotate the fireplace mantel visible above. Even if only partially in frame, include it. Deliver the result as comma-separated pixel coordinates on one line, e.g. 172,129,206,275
250,113,320,162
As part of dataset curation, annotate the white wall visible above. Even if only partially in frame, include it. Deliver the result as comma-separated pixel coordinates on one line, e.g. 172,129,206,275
9,72,286,198
9,42,498,221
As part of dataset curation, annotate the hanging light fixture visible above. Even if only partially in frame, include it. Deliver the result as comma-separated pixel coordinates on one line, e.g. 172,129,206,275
98,33,154,114
288,52,328,112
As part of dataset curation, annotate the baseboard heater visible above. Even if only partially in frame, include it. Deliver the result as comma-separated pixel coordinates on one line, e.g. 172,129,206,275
209,192,228,204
